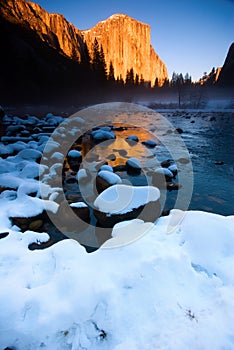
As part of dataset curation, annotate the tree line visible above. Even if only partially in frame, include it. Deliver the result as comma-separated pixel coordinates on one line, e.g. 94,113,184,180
82,37,213,90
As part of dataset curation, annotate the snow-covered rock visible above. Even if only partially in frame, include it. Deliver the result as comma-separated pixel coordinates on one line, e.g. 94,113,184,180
17,149,42,161
92,130,116,141
99,164,114,172
142,139,157,148
94,184,160,215
126,157,141,174
94,184,161,227
96,170,122,194
125,135,139,143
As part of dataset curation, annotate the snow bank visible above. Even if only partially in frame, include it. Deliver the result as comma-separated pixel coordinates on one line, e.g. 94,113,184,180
94,185,160,214
0,210,233,350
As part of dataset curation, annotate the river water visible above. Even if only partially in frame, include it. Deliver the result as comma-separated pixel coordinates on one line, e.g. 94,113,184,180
158,110,234,215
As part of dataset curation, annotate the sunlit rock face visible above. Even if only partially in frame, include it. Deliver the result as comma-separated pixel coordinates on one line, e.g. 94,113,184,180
1,1,168,86
82,14,168,86
0,0,84,60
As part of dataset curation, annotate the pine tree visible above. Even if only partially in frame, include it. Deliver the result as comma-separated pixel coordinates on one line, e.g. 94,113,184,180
135,73,139,86
154,77,159,88
91,38,107,82
108,61,115,82
126,68,135,85
81,41,91,68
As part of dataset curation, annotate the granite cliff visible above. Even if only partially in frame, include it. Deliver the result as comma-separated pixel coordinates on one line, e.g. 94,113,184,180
82,14,168,85
0,0,168,86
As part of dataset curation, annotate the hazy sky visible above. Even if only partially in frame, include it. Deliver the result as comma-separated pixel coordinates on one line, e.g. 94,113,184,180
35,0,233,81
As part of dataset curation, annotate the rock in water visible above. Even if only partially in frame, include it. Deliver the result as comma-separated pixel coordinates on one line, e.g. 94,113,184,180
67,150,82,171
142,139,157,148
94,184,161,227
126,157,141,175
96,170,122,194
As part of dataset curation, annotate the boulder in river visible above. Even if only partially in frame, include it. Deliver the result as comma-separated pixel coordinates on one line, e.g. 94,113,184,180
94,184,161,227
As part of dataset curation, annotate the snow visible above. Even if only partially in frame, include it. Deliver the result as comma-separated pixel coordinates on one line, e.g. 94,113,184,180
76,168,89,183
0,210,233,350
97,170,122,185
68,150,82,158
126,135,139,142
99,164,113,172
126,157,141,169
70,202,88,208
17,148,42,160
0,108,233,349
94,184,160,214
92,130,116,140
168,163,178,173
155,167,174,177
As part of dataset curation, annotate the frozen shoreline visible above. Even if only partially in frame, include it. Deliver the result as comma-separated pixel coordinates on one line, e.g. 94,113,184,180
0,103,233,349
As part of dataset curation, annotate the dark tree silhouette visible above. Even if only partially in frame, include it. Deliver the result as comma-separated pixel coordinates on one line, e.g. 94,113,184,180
81,41,91,68
91,38,107,82
154,77,159,88
125,68,135,85
108,61,115,82
135,73,139,86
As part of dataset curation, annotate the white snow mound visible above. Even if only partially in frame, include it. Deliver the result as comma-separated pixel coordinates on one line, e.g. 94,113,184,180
94,184,160,214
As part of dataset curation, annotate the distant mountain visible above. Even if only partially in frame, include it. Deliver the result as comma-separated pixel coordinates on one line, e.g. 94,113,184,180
82,14,168,86
217,43,234,87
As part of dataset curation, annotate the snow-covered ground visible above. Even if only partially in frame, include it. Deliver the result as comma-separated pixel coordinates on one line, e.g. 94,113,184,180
0,103,233,349
0,211,233,350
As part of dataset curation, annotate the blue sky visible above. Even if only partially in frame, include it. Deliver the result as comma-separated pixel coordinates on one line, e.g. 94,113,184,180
35,0,233,81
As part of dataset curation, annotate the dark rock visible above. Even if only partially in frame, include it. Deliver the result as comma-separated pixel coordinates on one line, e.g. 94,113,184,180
96,176,113,194
94,200,161,228
57,200,90,229
175,128,183,134
167,182,181,191
118,149,128,157
126,158,141,175
125,135,139,145
67,150,82,171
96,171,122,194
69,202,90,224
106,153,116,161
142,139,157,148
65,174,77,184
28,220,44,231
191,120,195,123
10,212,47,232
161,159,171,168
215,161,224,165
161,210,170,216
0,232,9,239
209,116,216,121
113,165,127,172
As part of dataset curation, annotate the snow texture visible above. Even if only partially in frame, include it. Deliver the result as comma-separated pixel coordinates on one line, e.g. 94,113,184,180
94,184,160,214
97,170,122,185
0,211,233,350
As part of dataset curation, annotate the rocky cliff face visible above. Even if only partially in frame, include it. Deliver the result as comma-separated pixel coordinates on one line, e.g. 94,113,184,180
0,0,84,61
82,14,168,86
217,43,234,87
0,1,168,86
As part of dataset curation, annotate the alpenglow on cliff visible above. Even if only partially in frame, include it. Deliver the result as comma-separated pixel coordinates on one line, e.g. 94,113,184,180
0,0,168,86
82,14,168,86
